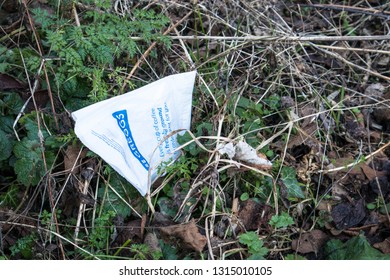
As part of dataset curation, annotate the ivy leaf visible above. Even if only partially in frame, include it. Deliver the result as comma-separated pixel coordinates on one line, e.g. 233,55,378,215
157,197,177,218
325,234,390,260
281,166,305,199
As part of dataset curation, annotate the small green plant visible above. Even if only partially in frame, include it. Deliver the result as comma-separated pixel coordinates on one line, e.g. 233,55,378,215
87,210,116,255
9,233,37,259
130,243,162,260
269,212,294,229
13,114,57,187
31,2,170,106
239,231,269,260
98,172,140,219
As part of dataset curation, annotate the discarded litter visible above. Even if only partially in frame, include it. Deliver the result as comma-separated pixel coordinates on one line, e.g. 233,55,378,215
72,71,197,196
217,141,272,169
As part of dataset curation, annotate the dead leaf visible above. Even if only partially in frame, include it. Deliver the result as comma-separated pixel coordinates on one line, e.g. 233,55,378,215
116,219,143,244
238,200,272,233
238,199,262,231
372,91,390,132
373,238,390,254
64,144,84,174
2,0,20,12
291,230,328,254
0,73,25,90
331,199,366,230
364,83,385,104
153,212,176,227
344,113,366,140
280,96,295,109
144,232,162,255
369,176,390,196
360,163,387,181
159,219,207,252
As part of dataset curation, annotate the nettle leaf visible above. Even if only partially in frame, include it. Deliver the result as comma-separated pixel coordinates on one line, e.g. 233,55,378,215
13,139,54,186
281,166,305,199
13,116,55,186
13,139,41,161
14,157,38,186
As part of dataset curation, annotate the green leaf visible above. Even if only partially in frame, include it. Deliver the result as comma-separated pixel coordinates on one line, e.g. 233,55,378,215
159,240,178,260
177,132,199,156
2,92,23,115
157,197,177,218
239,231,269,259
98,173,135,218
240,192,250,201
0,129,12,161
366,203,376,210
285,254,307,260
281,166,305,199
324,234,390,260
13,140,43,186
239,231,259,246
0,62,9,72
269,212,294,229
247,252,267,260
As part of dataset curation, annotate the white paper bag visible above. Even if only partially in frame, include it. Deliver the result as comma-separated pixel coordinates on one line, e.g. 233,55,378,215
72,71,196,196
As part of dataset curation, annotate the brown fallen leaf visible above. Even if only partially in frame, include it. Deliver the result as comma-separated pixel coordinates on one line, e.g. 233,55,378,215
144,232,162,255
238,199,262,231
115,219,143,245
331,199,366,230
373,238,390,254
159,219,207,252
0,73,25,90
360,163,387,181
64,144,85,174
291,229,328,254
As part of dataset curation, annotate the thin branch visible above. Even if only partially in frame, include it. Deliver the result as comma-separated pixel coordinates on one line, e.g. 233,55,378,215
313,44,390,55
127,34,390,42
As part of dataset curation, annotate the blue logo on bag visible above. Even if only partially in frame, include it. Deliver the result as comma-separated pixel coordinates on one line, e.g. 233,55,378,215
112,110,150,170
